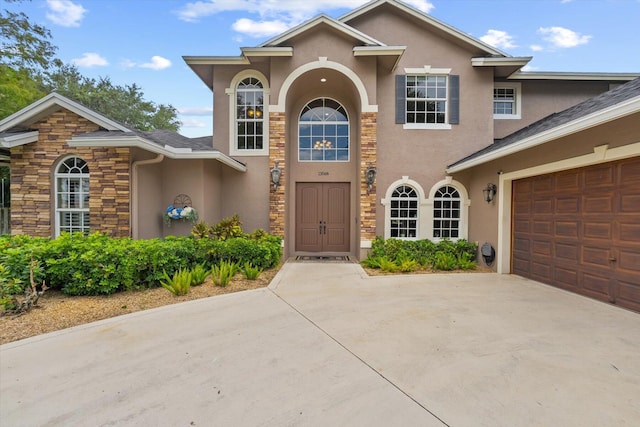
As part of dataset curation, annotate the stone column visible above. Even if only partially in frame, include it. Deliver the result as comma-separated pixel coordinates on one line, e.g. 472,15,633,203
268,112,286,238
360,112,377,243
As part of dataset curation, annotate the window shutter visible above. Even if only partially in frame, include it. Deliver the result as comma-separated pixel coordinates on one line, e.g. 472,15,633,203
395,74,406,124
449,75,460,125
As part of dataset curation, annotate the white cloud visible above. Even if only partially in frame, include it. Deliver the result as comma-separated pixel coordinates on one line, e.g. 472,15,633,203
179,107,213,116
521,65,538,72
71,52,108,67
120,59,137,69
177,0,434,37
538,26,591,48
140,56,172,70
180,118,207,128
480,29,516,49
232,18,290,37
530,44,544,52
46,0,87,27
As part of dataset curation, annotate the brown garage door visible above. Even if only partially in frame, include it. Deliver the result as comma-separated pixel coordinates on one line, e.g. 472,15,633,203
512,157,640,312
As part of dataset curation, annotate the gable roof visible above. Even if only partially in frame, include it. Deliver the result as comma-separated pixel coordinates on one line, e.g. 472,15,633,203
447,78,640,173
0,92,130,133
261,14,386,47
0,92,246,171
339,0,510,57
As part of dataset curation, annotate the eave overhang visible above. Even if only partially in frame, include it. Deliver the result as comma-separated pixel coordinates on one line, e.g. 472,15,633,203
353,45,406,71
69,135,247,172
472,56,532,78
508,71,640,81
0,131,39,148
446,95,640,173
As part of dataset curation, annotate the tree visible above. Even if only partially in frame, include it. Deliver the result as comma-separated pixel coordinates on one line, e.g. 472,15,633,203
0,0,59,118
0,1,180,130
46,65,181,131
0,3,62,73
0,65,44,118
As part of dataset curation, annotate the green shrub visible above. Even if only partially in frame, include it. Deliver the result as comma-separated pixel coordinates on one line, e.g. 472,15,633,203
379,257,399,273
456,254,477,270
362,237,478,272
0,264,24,311
1,221,280,296
397,257,419,273
211,260,238,287
190,263,208,286
433,252,457,271
210,214,244,240
242,262,262,280
160,269,192,296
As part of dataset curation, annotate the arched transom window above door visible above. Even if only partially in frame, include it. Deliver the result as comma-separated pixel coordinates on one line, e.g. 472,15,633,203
298,98,349,162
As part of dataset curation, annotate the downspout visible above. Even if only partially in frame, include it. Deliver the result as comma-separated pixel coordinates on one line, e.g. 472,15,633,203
131,154,164,239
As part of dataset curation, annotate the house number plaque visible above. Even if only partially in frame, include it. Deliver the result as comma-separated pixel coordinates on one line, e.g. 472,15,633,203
318,171,329,176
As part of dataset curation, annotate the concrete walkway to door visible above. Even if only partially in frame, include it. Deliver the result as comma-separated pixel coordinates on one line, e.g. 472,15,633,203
1,261,639,426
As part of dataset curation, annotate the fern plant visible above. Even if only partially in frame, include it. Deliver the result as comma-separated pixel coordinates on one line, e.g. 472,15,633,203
190,263,208,286
379,257,399,273
160,269,192,296
456,254,477,270
242,262,263,280
211,260,238,287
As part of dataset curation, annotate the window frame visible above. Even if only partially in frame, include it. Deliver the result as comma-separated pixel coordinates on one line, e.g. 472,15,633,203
298,98,350,163
402,66,453,130
227,70,270,156
493,82,521,120
388,184,420,239
55,156,90,237
426,178,470,242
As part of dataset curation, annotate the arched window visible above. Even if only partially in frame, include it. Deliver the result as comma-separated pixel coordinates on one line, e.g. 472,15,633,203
55,157,89,236
433,185,461,238
236,77,264,151
299,98,349,162
389,185,419,239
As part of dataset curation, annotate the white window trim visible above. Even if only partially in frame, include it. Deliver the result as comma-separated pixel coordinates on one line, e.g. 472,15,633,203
381,176,429,240
54,155,90,237
425,177,470,242
298,97,350,163
403,66,452,130
493,82,521,120
226,70,270,156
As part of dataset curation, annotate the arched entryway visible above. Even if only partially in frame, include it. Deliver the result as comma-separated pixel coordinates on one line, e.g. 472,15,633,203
268,62,377,259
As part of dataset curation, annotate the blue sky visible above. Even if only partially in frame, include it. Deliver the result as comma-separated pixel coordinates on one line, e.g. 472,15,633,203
9,0,640,137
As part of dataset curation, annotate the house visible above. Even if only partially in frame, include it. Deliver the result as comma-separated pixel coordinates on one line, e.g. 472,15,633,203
1,0,638,310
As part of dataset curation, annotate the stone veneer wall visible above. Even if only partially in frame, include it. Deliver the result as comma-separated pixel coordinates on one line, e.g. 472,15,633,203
10,109,131,237
360,112,377,242
268,112,286,237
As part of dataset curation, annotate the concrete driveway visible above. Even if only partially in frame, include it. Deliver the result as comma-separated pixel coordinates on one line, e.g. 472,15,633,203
1,262,639,426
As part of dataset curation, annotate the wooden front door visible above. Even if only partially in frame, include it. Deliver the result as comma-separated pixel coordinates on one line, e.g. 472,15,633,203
296,183,350,253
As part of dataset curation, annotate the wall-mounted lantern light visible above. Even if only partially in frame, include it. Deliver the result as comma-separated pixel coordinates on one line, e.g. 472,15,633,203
365,165,377,193
483,183,497,203
270,162,281,191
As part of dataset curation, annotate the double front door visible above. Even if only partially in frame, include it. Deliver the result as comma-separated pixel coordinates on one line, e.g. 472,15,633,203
295,183,350,253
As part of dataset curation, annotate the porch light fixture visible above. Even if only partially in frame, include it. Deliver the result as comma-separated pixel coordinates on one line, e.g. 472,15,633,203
483,183,497,203
270,162,281,191
365,164,377,193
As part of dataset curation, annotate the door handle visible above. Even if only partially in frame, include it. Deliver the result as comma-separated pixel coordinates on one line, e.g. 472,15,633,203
319,221,326,235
